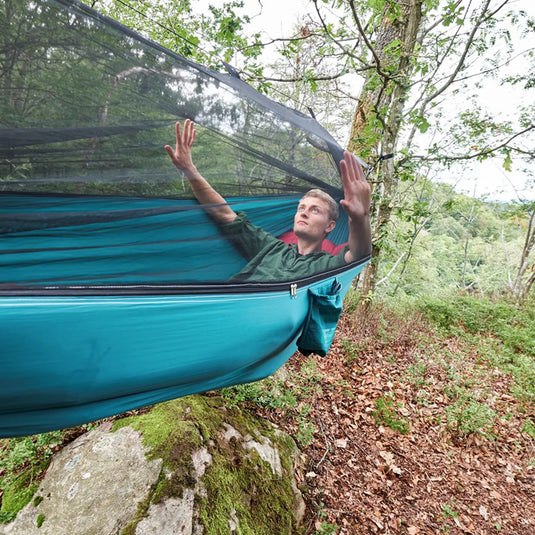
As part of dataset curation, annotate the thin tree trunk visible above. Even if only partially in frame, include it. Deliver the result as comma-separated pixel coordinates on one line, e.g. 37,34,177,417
511,209,535,301
461,200,476,289
347,0,423,314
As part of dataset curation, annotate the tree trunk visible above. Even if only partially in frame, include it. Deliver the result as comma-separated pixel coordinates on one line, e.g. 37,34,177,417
511,209,535,302
351,0,423,312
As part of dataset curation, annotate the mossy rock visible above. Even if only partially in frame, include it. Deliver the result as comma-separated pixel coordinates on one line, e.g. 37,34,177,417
118,395,305,535
0,395,305,535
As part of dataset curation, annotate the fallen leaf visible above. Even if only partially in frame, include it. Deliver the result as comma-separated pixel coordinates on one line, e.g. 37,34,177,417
379,450,395,464
379,450,402,475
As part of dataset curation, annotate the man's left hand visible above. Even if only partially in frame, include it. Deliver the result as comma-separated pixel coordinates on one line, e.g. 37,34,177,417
339,150,371,221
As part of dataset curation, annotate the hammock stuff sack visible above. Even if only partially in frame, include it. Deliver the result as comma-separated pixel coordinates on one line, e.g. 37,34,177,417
0,0,370,437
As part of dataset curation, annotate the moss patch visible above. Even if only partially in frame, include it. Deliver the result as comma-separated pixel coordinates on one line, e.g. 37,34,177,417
36,513,45,528
200,443,300,535
0,429,77,523
0,471,41,521
114,395,303,534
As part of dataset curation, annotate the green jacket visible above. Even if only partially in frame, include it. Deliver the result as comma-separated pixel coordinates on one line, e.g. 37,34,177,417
221,212,348,283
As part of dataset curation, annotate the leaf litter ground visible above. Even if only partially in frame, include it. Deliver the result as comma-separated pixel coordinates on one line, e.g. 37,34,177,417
247,305,535,535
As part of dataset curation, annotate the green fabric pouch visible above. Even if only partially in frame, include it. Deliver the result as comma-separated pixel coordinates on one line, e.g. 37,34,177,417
297,279,343,357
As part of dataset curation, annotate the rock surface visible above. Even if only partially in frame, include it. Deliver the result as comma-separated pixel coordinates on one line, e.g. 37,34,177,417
0,425,161,535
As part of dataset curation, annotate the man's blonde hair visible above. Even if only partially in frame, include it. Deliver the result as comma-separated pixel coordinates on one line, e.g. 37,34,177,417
302,189,339,222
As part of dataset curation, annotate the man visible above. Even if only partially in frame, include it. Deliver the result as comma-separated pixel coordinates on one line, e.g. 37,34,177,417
165,119,371,283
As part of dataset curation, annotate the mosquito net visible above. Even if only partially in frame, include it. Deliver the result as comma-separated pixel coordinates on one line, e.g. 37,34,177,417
1,0,356,291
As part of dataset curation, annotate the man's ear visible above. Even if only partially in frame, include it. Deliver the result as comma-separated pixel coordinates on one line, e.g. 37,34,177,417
326,220,336,234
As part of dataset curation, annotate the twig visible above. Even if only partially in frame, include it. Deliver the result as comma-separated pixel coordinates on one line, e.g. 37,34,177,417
313,399,331,468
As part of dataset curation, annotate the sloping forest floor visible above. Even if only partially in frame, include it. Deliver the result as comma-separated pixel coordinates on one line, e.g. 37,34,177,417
1,295,534,534
222,296,535,534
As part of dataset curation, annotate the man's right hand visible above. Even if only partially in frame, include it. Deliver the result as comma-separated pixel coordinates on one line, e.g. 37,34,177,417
164,119,197,176
164,120,237,224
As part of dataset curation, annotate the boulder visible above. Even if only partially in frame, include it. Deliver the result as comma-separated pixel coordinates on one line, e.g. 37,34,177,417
0,396,305,535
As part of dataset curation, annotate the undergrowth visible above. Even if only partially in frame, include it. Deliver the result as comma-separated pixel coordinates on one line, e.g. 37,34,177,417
415,295,535,405
373,393,411,435
221,359,324,447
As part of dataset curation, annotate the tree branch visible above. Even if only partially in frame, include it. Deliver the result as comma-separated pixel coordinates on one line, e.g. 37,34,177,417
311,0,368,68
413,124,535,162
405,0,514,151
376,252,406,286
423,0,508,104
347,0,394,81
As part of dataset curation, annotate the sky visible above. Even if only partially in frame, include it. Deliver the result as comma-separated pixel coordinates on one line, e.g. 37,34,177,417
205,0,534,202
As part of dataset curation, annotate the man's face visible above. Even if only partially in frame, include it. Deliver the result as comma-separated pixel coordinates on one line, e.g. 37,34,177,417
293,196,336,242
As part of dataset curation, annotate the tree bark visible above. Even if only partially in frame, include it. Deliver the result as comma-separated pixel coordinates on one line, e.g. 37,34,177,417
511,208,535,302
349,0,423,311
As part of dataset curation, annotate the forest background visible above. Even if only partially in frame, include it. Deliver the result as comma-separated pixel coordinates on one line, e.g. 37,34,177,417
1,1,535,533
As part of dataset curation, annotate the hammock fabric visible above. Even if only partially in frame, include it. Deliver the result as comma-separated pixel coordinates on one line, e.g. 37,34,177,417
0,0,370,437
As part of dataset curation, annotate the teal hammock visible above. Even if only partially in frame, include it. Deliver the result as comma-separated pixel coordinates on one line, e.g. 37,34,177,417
0,0,370,437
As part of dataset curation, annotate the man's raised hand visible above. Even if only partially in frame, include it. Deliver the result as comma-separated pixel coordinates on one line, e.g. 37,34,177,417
340,150,372,263
164,119,197,174
339,150,371,221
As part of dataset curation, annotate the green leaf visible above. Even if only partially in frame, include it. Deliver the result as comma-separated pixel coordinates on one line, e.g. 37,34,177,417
503,152,512,171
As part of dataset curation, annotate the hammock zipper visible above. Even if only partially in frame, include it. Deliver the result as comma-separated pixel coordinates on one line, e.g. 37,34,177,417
290,283,297,298
0,254,371,297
